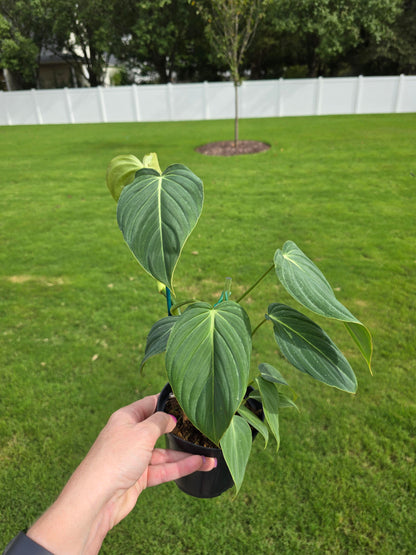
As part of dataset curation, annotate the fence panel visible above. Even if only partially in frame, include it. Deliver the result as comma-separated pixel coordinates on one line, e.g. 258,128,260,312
1,75,415,126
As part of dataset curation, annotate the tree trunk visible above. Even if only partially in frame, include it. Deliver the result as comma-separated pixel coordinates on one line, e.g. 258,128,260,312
234,80,239,147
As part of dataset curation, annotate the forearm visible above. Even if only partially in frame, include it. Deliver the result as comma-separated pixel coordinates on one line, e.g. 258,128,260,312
26,468,109,555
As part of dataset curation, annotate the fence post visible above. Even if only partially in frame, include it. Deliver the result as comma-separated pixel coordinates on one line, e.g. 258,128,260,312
278,77,284,117
64,88,75,123
31,89,43,124
354,75,363,114
203,81,210,120
132,84,141,121
315,76,323,115
97,86,107,122
394,74,405,113
0,90,12,125
167,83,174,120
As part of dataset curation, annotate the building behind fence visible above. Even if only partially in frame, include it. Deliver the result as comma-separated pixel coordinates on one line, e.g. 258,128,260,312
1,75,415,126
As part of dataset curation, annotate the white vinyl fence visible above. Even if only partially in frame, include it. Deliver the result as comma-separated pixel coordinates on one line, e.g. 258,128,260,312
1,75,415,126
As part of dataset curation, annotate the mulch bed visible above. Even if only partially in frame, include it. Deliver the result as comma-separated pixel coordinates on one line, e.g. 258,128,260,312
196,140,270,157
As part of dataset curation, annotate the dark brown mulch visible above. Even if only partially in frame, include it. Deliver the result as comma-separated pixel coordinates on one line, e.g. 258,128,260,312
196,140,270,157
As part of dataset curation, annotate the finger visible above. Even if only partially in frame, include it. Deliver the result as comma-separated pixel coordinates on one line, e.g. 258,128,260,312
137,411,177,448
147,454,217,488
150,448,217,467
122,394,159,422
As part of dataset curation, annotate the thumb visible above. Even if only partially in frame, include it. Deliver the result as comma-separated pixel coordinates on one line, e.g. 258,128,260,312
139,410,177,444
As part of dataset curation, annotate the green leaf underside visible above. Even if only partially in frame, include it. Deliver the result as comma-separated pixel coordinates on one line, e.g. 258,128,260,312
256,377,280,451
117,164,203,292
106,154,143,201
267,303,357,393
139,316,179,372
166,301,252,445
258,362,288,385
220,415,252,494
237,405,269,447
274,241,372,370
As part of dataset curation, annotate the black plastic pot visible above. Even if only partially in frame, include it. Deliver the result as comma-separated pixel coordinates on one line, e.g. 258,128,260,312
156,382,263,498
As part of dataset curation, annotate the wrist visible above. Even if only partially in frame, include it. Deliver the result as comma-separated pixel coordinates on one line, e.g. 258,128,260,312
26,477,108,555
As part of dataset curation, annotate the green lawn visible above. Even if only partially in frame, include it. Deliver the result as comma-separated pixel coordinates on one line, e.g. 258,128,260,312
1,114,415,553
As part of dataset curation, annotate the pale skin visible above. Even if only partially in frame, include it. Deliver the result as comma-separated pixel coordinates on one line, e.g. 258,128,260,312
26,394,216,554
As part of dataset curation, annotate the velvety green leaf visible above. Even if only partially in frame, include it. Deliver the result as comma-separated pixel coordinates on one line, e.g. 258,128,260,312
139,315,179,372
220,415,252,494
267,303,357,393
247,389,262,403
256,377,280,451
166,301,251,445
237,405,269,447
106,154,143,201
258,362,288,385
277,392,299,411
117,164,203,292
274,241,372,371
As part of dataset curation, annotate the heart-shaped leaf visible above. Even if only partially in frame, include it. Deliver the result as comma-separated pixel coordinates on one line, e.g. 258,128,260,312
266,303,357,393
220,415,252,494
117,164,203,292
166,301,252,445
139,315,179,372
274,241,372,371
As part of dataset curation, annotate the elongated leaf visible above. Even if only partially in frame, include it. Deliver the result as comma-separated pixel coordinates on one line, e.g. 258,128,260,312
258,362,288,385
166,301,252,445
139,316,179,372
274,241,372,371
237,405,269,447
277,392,298,411
220,415,252,494
117,164,203,292
106,154,143,201
266,303,357,393
256,377,280,451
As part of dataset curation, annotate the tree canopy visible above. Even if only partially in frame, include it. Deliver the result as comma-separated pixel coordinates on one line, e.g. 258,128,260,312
0,0,413,90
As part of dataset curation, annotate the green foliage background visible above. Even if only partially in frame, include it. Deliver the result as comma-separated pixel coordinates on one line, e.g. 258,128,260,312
0,114,415,552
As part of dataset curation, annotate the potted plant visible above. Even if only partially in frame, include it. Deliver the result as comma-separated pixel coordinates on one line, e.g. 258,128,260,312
105,152,372,498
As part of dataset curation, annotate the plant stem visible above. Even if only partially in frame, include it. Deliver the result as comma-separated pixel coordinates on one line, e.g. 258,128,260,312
236,263,274,303
170,298,196,313
251,318,267,337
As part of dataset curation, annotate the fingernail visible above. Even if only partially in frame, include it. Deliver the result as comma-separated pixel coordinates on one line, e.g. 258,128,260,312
170,415,177,425
213,457,218,468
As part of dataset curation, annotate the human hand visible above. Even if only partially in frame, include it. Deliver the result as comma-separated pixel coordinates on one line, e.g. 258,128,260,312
26,394,216,554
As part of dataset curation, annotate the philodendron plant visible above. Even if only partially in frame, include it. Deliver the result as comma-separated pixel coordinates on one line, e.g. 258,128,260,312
106,152,372,494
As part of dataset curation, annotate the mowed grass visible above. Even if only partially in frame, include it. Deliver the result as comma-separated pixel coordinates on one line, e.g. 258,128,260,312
0,114,415,553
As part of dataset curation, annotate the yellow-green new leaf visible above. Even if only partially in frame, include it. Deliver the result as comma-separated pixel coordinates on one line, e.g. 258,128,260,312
106,154,143,201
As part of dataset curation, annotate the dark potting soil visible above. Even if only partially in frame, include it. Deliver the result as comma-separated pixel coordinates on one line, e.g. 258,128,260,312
165,396,263,449
165,397,218,448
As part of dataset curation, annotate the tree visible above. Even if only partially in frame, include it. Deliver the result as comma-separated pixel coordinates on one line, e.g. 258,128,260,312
114,0,218,85
0,0,50,89
44,0,132,87
195,0,270,146
251,0,403,78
